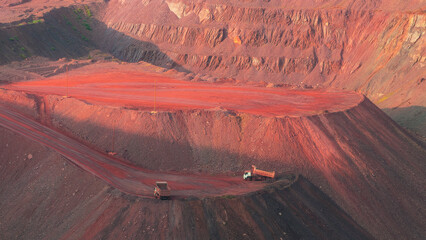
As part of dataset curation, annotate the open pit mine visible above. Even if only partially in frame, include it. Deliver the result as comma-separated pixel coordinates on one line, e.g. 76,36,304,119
0,0,425,240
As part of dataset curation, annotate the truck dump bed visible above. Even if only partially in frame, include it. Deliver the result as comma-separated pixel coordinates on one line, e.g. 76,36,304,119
156,182,169,190
252,165,275,178
155,181,171,198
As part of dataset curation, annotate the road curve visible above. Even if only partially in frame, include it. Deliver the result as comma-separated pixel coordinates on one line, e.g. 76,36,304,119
0,105,264,198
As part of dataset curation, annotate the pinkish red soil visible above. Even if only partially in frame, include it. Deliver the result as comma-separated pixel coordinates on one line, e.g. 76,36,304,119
95,0,426,136
1,0,424,135
0,64,424,239
3,64,363,117
0,125,373,240
0,1,425,239
0,104,267,199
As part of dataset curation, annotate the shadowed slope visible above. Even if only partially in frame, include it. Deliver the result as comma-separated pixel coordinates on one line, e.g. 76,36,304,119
0,69,424,239
0,126,372,240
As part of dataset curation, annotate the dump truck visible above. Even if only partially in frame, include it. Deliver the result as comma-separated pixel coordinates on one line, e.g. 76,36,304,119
243,165,275,181
154,181,171,200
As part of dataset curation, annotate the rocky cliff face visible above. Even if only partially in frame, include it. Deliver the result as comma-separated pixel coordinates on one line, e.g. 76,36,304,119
0,1,423,134
92,0,425,135
0,1,424,239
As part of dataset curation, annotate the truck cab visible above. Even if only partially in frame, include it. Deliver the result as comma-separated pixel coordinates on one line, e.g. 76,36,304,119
243,170,252,180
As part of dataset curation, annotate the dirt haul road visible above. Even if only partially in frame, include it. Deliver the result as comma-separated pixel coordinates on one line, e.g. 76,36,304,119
0,105,265,198
0,69,363,198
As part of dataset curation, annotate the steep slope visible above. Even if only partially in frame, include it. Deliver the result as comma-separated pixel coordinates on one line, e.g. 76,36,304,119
0,64,425,239
0,1,424,133
0,126,372,240
92,0,425,135
34,95,426,239
0,0,102,24
0,1,424,239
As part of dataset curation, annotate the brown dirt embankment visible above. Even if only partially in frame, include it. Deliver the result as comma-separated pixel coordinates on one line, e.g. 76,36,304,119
0,87,424,239
0,125,372,239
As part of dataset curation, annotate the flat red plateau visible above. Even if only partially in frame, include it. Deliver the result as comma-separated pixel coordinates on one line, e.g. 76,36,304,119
4,71,363,117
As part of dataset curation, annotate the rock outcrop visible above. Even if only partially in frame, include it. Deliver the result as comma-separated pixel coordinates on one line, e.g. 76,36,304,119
94,0,426,134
